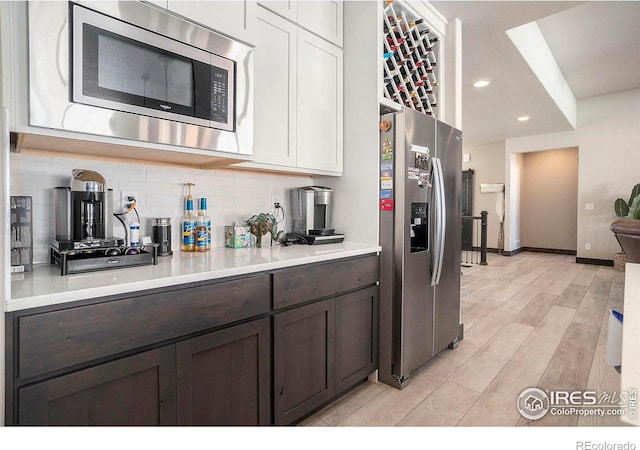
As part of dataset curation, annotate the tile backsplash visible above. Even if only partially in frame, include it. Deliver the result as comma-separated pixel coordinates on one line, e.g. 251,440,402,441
10,153,311,264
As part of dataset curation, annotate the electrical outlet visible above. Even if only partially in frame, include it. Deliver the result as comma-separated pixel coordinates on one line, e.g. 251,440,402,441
585,203,594,210
515,240,520,247
271,194,283,211
121,190,138,211
585,243,591,250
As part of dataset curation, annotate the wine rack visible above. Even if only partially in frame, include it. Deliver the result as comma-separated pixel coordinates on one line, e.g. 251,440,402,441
382,0,439,115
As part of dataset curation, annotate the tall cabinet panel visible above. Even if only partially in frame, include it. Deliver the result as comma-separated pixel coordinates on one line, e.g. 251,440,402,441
296,29,343,173
253,8,297,167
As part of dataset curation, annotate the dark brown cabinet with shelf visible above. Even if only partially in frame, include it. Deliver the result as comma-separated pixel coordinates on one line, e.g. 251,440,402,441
272,254,379,425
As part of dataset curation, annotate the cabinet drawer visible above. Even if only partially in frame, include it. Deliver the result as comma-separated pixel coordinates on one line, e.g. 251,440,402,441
18,275,270,380
272,255,378,310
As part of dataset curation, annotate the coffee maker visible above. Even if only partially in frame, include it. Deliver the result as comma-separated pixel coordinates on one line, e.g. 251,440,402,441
53,169,117,247
50,169,157,275
288,186,344,245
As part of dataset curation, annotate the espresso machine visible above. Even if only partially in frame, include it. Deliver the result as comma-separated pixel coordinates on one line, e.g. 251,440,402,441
51,169,157,275
288,186,344,245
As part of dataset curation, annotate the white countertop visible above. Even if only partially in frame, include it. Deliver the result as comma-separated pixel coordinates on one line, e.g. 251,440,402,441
621,262,640,426
8,242,381,312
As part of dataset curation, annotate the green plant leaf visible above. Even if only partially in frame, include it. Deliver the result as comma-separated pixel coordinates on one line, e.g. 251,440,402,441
628,195,640,219
629,183,640,206
615,198,629,217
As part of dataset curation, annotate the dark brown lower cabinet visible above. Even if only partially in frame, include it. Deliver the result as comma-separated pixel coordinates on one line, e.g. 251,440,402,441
273,299,335,425
176,318,270,425
335,286,379,394
7,255,379,426
18,346,177,425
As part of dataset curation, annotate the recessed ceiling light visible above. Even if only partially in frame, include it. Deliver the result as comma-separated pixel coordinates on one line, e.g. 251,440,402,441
517,116,530,122
472,80,490,88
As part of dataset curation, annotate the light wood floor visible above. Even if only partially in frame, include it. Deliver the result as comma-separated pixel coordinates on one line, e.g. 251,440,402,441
300,252,626,427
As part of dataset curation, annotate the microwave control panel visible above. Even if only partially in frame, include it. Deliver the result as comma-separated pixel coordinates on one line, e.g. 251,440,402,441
211,66,229,124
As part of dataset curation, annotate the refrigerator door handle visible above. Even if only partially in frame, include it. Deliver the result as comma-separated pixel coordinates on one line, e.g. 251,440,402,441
434,157,446,285
430,157,443,287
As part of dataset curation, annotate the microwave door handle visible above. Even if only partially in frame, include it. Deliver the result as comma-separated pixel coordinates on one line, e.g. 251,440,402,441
435,157,446,285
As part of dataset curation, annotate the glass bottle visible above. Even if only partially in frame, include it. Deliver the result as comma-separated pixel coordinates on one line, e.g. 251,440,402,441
196,197,211,252
181,183,196,252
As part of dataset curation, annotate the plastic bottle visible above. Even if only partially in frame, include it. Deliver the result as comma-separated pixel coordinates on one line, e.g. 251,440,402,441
196,197,211,252
181,183,196,252
129,221,140,247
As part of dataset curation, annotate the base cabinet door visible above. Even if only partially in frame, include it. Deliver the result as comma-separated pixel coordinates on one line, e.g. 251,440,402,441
335,286,379,394
18,347,177,425
176,318,271,425
273,299,335,425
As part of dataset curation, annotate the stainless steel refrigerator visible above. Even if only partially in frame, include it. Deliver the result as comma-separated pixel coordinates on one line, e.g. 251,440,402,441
378,107,462,389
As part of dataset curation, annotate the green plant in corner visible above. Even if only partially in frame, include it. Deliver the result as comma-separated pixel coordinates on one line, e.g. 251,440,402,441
614,183,640,219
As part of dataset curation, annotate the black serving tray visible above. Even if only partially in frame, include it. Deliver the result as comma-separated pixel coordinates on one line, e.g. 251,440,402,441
50,244,159,276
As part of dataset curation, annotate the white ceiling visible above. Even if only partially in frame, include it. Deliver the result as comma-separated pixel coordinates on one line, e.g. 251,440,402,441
430,1,640,146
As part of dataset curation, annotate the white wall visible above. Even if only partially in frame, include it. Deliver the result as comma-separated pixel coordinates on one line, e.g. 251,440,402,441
506,89,640,260
10,153,312,263
521,147,578,251
505,152,523,252
461,141,505,249
316,1,380,245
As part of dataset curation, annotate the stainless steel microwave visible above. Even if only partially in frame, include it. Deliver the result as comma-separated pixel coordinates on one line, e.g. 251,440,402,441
27,1,254,154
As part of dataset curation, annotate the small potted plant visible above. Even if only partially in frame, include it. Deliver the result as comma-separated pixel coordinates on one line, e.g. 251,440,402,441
611,183,640,270
246,212,283,247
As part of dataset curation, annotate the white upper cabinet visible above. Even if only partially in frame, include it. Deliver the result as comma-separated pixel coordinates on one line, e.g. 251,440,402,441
296,29,343,173
167,1,257,44
257,1,297,22
297,1,343,47
253,8,297,167
140,0,168,8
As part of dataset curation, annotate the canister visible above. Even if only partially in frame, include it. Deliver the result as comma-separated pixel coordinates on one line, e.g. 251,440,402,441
152,218,173,256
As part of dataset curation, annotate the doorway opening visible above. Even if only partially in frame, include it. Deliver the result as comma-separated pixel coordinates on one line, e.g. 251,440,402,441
520,147,579,254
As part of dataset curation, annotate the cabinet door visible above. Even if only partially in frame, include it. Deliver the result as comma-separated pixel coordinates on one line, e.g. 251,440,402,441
257,0,297,22
18,347,176,425
141,0,167,8
335,286,379,394
273,299,335,425
167,1,257,44
253,7,297,167
296,29,343,173
176,318,270,425
297,0,343,47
